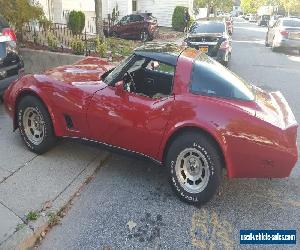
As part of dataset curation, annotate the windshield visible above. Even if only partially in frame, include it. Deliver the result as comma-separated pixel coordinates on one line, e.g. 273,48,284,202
189,22,225,34
282,19,300,27
103,55,134,84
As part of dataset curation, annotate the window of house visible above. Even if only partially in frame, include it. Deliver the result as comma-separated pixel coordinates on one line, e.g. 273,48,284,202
132,0,137,12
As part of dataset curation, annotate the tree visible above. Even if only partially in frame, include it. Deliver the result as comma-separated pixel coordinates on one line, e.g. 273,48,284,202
95,0,104,38
240,0,262,13
0,0,44,40
194,0,233,17
279,0,300,15
241,0,300,14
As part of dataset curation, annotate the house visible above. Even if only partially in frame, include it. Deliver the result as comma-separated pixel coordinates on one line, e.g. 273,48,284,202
35,0,194,32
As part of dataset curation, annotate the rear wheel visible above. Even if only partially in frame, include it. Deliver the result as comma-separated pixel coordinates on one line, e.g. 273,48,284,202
17,96,57,154
166,132,222,206
271,37,279,52
140,30,149,42
111,31,118,38
265,34,270,47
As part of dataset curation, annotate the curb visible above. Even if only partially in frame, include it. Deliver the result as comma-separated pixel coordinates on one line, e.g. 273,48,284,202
0,151,111,250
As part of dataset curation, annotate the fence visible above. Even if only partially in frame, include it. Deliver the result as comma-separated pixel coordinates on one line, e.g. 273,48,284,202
22,19,112,55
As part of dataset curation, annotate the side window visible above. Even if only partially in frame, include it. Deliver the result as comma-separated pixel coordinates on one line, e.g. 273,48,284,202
190,60,254,100
120,16,130,24
146,61,175,75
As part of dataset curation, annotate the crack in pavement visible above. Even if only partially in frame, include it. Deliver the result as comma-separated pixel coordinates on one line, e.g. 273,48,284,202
0,155,39,185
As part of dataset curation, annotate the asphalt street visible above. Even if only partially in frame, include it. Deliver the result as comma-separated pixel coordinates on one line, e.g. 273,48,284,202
39,21,300,250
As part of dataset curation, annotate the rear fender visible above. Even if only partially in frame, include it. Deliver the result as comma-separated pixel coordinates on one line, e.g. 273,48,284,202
159,122,233,177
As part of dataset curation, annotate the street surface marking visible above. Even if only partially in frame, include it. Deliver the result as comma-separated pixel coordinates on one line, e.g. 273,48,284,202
234,26,268,33
232,40,265,45
191,209,234,249
287,56,300,62
254,190,300,209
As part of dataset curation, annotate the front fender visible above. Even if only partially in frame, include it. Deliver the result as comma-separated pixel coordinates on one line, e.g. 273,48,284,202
9,75,64,136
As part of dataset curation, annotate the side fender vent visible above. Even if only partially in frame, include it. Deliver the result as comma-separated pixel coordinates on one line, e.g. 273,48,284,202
64,114,74,129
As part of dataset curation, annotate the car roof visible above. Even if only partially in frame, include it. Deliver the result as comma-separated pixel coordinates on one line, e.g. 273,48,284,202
134,43,184,66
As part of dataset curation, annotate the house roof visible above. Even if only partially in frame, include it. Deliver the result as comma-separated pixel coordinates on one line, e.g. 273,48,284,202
134,43,184,66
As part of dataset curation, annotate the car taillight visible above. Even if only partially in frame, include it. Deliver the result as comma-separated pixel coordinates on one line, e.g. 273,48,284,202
2,28,17,41
280,30,289,37
220,40,229,49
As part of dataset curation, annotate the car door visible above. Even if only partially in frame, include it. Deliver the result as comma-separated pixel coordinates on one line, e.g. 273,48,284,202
87,85,174,158
129,14,144,38
118,15,130,37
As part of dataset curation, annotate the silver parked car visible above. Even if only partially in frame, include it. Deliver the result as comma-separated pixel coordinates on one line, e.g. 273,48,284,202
265,17,300,53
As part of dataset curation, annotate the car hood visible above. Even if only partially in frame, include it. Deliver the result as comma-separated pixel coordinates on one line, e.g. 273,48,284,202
253,86,297,130
44,57,114,87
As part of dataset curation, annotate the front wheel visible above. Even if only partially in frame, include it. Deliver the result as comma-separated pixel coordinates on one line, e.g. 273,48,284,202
17,96,57,154
166,132,222,206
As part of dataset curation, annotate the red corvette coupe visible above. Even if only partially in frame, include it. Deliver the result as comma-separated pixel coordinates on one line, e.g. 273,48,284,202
3,43,298,205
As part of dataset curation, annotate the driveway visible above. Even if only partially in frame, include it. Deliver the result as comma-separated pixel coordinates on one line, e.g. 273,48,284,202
37,21,300,249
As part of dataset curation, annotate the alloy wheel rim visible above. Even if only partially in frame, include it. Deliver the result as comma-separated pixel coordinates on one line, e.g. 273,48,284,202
22,107,45,145
175,148,210,194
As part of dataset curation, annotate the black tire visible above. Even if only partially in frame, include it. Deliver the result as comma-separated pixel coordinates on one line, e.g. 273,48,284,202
140,30,149,42
17,95,57,154
265,34,270,47
166,132,222,206
111,31,118,38
271,37,278,52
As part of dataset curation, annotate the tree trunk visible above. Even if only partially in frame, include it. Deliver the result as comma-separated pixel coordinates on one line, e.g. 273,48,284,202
95,0,104,38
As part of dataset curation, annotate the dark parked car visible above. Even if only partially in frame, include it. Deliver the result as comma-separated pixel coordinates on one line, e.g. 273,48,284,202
184,21,232,66
265,17,300,53
257,15,270,26
106,13,159,41
0,15,24,98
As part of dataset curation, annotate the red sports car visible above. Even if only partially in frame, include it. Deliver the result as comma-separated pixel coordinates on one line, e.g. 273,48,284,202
3,43,298,205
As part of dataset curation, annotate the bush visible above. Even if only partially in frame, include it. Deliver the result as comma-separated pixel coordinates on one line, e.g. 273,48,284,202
71,38,85,55
47,33,58,50
95,38,107,57
106,37,136,58
68,10,85,35
172,6,187,32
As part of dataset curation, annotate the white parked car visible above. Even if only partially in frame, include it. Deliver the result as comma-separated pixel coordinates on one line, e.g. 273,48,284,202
249,14,257,22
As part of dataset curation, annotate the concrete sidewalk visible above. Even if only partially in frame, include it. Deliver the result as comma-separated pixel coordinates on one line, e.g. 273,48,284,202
0,104,110,249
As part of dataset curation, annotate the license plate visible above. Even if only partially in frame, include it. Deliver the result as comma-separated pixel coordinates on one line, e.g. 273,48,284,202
289,32,300,40
199,46,208,53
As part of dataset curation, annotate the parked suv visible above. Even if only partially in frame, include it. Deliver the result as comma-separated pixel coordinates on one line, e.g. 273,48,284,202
107,13,159,41
0,15,24,98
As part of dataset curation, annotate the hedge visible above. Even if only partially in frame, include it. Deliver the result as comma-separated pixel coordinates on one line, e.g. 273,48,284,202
172,6,187,32
67,10,85,35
